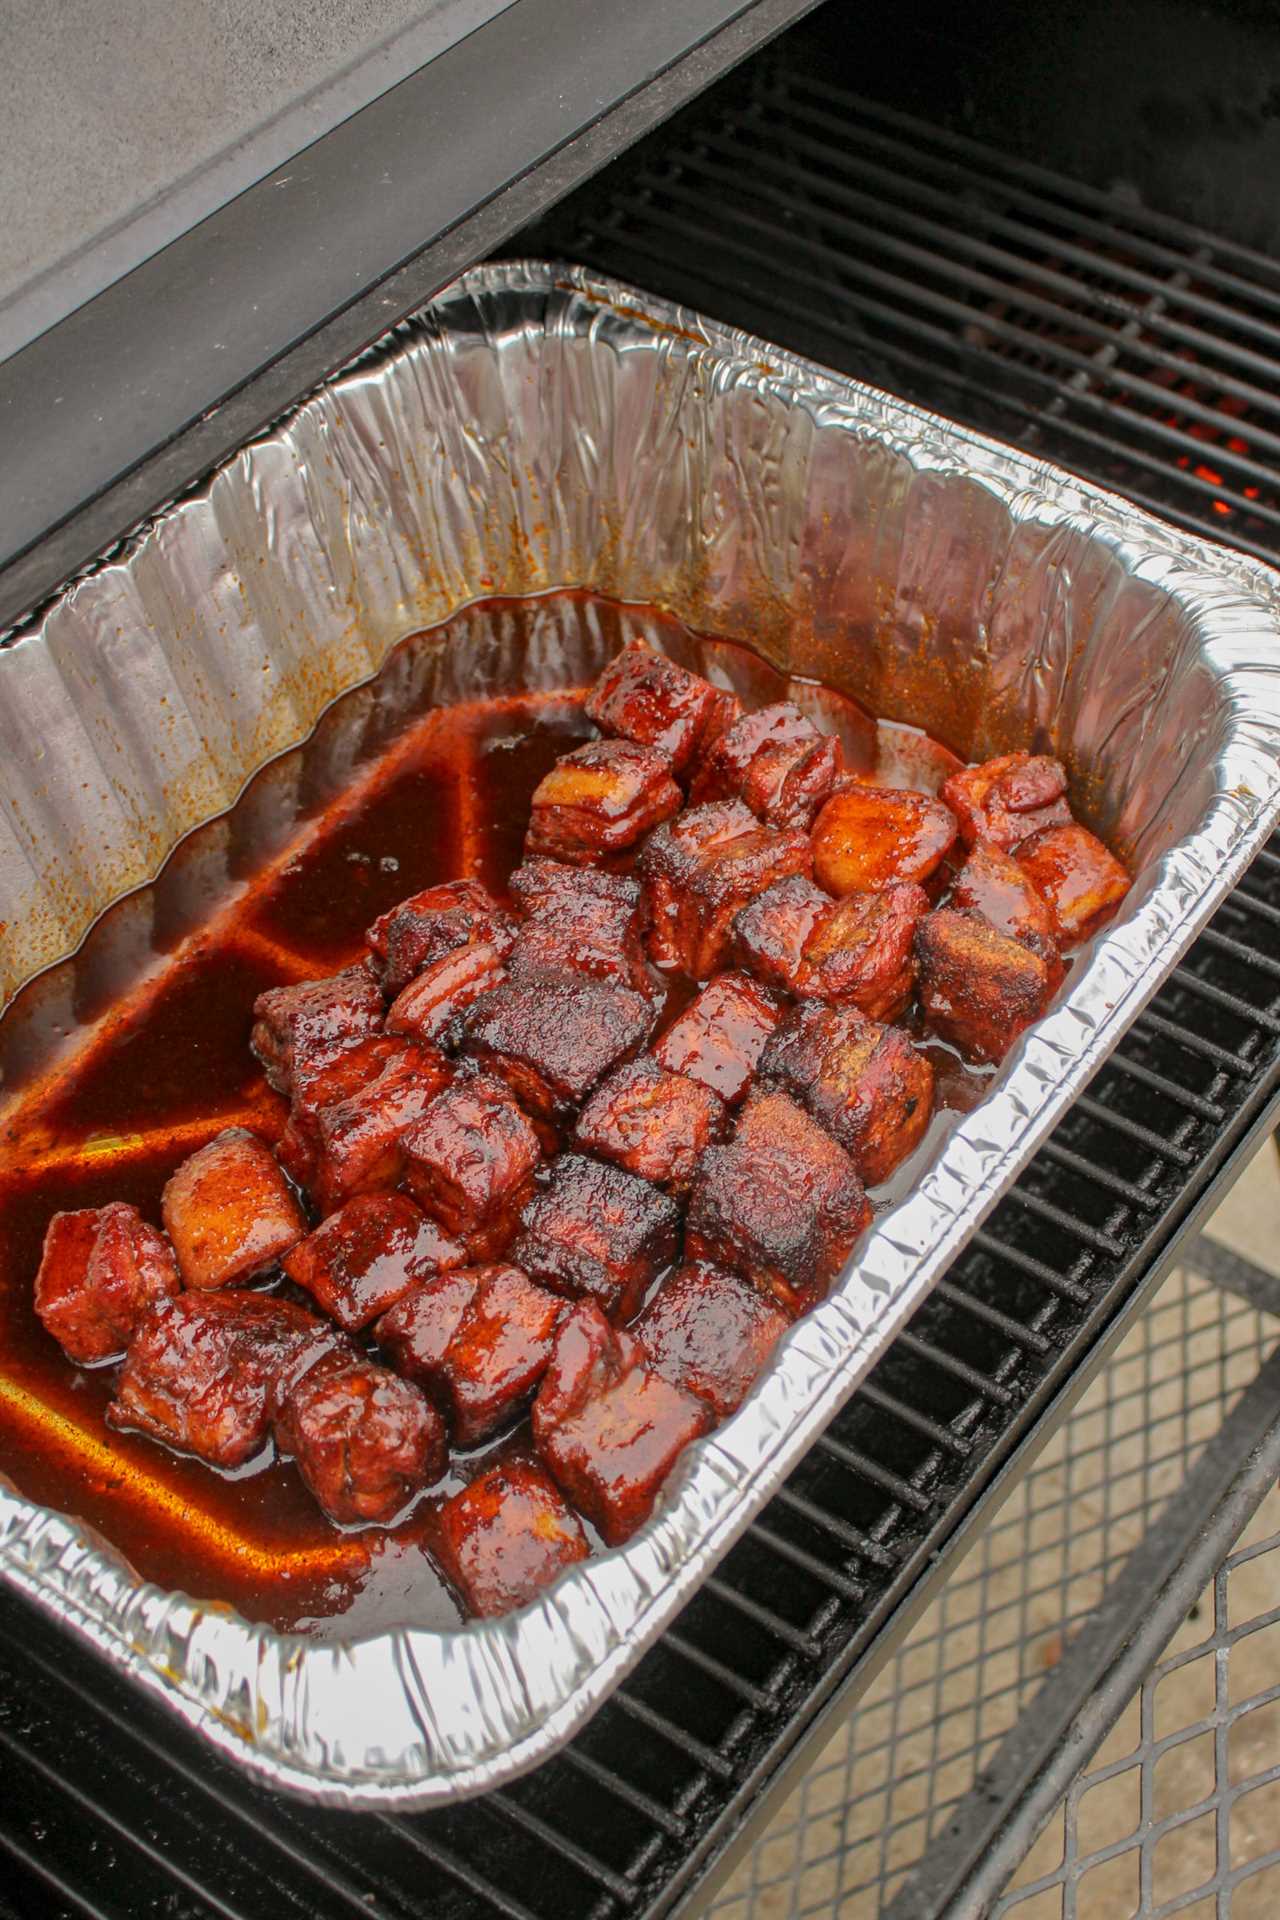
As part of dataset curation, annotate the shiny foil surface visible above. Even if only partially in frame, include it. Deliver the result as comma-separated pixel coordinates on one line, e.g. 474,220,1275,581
1,262,1278,1807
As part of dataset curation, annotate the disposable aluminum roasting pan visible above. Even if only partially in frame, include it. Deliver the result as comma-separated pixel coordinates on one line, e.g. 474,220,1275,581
1,262,1278,1808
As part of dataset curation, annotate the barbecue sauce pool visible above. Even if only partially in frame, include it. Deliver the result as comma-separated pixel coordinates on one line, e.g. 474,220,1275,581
0,591,989,1636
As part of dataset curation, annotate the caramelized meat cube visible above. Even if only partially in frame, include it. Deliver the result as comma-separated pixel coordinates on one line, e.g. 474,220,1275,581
507,859,648,988
640,800,812,977
942,752,1072,852
385,941,509,1046
1017,822,1131,944
949,843,1059,952
575,1056,726,1191
811,785,957,896
526,739,681,863
162,1128,304,1289
275,1351,445,1525
403,1264,563,1446
733,874,833,992
375,1269,479,1378
107,1289,321,1467
632,1261,789,1418
282,1193,464,1331
534,1303,709,1545
691,702,842,830
686,1087,870,1315
250,967,383,1097
277,1032,406,1188
432,1456,589,1618
34,1203,181,1366
462,976,653,1120
531,1297,639,1447
915,908,1064,1065
401,1073,542,1259
795,882,929,1021
367,879,515,995
760,1002,934,1185
585,637,740,775
652,970,783,1105
513,1153,680,1320
311,1039,451,1213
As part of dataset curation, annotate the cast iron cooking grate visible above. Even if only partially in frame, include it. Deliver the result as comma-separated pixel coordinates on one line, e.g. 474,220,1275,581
5,31,1280,1920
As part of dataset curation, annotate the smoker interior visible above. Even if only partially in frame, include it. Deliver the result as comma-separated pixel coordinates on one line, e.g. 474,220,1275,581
4,4,1280,1916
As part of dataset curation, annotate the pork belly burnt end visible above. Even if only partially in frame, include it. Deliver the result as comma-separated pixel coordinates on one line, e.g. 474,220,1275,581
691,702,842,831
461,976,653,1121
250,967,383,1097
282,1193,464,1331
652,970,783,1106
385,942,510,1048
915,908,1064,1065
574,1056,726,1191
633,1261,790,1418
513,1153,680,1320
107,1290,323,1467
35,1203,181,1365
533,1303,709,1545
585,637,740,775
640,800,812,978
811,786,957,896
401,1072,542,1260
795,883,929,1021
366,879,515,996
387,1264,562,1446
732,874,833,994
526,739,681,863
311,1039,451,1212
275,1032,405,1188
162,1128,304,1289
275,1352,445,1524
375,1269,478,1378
760,1002,934,1185
942,752,1072,852
1017,822,1131,944
687,1087,871,1315
949,843,1059,952
432,1456,589,1618
506,859,648,988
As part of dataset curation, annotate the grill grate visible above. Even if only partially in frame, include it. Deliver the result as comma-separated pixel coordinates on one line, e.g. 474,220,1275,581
4,22,1280,1920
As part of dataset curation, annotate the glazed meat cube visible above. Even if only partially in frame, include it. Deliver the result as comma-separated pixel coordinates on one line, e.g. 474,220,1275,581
276,1032,405,1188
250,967,383,1097
513,1153,680,1320
686,1087,871,1315
795,882,929,1021
942,751,1072,853
282,1193,465,1331
574,1056,726,1191
760,1002,934,1185
431,1456,589,1618
367,879,516,995
311,1039,451,1213
691,702,842,831
507,859,648,988
533,1303,709,1545
640,800,813,977
811,785,957,896
652,971,783,1105
107,1289,322,1467
385,941,509,1046
526,739,681,864
915,908,1064,1065
584,637,740,775
1017,822,1131,945
401,1073,542,1259
410,1264,563,1446
531,1296,640,1446
949,843,1059,952
162,1128,304,1289
34,1202,181,1366
275,1351,445,1525
462,976,653,1121
733,874,834,993
632,1261,790,1418
375,1269,479,1378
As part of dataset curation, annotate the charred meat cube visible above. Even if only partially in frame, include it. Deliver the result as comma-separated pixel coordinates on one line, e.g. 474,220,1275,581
733,874,833,993
574,1056,726,1192
526,739,681,864
652,970,783,1106
632,1260,790,1418
949,843,1059,953
640,800,813,978
691,702,842,831
385,940,509,1047
584,637,740,775
795,882,929,1021
34,1202,181,1366
366,879,515,995
915,908,1064,1065
406,1264,563,1446
513,1153,680,1321
107,1289,322,1468
276,1032,406,1188
375,1269,479,1378
275,1351,445,1525
462,976,653,1121
250,967,383,1098
686,1087,871,1315
311,1039,451,1213
161,1128,304,1289
1017,822,1131,945
506,859,648,988
401,1073,542,1260
760,1001,934,1185
534,1303,709,1545
811,785,957,896
282,1193,465,1331
431,1455,589,1618
942,752,1072,852
531,1296,640,1447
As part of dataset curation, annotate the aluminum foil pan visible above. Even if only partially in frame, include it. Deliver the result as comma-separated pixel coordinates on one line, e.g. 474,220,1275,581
1,261,1279,1808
